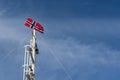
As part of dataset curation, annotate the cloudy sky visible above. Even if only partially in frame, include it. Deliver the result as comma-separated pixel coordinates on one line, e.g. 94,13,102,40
0,0,120,80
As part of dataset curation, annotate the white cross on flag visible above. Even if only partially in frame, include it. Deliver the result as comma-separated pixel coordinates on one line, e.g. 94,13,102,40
24,17,44,33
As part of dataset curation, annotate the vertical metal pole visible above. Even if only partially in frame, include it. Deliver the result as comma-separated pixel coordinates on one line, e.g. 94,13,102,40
23,46,26,80
23,45,30,80
23,29,37,80
30,29,36,80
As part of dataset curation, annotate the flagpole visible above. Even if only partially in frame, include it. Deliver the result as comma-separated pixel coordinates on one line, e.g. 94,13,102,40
29,29,36,80
23,17,44,80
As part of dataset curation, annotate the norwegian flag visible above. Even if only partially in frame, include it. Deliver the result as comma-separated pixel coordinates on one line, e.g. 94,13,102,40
24,17,44,33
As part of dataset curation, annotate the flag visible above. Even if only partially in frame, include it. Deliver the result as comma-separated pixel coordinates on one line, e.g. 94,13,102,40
24,17,44,33
34,22,44,33
24,17,35,28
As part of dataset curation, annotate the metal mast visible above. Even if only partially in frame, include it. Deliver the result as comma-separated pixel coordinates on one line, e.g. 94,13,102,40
23,29,38,80
23,17,44,80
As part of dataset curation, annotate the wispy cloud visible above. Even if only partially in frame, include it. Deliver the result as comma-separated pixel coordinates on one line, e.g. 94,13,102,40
0,18,30,42
39,38,120,66
0,16,120,80
0,0,120,80
0,9,6,16
34,37,120,80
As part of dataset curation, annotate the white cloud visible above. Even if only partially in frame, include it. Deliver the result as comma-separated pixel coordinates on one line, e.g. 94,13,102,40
0,18,120,80
1,18,120,68
0,18,30,42
39,38,120,66
34,38,120,80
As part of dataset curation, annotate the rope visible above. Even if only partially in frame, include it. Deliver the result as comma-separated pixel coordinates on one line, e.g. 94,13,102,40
0,36,28,63
47,45,73,80
37,38,73,80
0,48,16,63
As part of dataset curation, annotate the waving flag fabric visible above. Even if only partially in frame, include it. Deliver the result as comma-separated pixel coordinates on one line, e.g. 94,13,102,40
24,17,34,28
24,17,44,33
34,22,44,33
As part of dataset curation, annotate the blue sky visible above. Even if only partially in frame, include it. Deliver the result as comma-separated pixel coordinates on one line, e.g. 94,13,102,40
0,0,120,80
